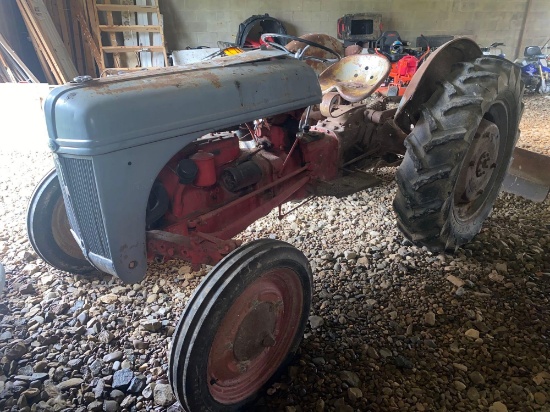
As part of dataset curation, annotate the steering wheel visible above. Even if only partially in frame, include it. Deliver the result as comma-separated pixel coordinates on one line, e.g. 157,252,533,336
260,33,341,61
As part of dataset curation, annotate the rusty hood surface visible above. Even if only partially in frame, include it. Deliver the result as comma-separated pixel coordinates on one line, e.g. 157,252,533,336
44,50,321,156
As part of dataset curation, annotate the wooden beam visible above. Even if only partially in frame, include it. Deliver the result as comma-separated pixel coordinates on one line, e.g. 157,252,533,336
99,25,162,32
16,0,64,83
0,49,18,82
120,0,139,69
104,0,121,68
70,0,99,76
86,0,101,48
72,11,85,73
56,0,73,57
136,0,151,67
72,1,103,71
0,30,40,82
19,0,78,82
101,45,165,53
17,3,55,84
150,0,166,67
95,4,158,13
515,0,533,60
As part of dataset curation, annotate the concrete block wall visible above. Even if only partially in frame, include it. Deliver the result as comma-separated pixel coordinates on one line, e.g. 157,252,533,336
160,0,548,60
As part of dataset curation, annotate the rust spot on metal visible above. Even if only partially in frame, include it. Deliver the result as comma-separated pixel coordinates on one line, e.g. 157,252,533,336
203,72,222,88
395,37,482,124
286,33,345,75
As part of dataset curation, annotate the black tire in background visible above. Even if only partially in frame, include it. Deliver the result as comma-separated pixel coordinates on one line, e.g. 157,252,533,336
27,169,96,274
394,57,524,251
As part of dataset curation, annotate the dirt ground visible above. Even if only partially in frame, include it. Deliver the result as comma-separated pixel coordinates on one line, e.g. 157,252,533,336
517,95,550,156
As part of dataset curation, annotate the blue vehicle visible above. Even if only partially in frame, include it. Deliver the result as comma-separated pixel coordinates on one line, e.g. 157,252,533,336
515,45,550,94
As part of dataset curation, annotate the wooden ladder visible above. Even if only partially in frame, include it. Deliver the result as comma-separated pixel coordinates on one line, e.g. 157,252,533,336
93,0,168,73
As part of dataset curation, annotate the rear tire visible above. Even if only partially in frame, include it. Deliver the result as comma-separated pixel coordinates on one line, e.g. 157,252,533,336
27,169,96,274
394,57,524,251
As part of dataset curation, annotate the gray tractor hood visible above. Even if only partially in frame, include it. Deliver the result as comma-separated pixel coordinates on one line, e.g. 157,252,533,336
45,49,321,156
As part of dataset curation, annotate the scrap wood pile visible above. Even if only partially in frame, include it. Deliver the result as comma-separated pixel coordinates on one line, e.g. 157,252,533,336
12,0,168,85
0,33,39,83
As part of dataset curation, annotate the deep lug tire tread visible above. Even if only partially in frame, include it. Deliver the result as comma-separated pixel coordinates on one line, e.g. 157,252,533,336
394,57,524,251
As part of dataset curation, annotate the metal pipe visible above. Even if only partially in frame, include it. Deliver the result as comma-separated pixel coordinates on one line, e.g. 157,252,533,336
278,136,300,177
192,165,309,225
515,0,533,60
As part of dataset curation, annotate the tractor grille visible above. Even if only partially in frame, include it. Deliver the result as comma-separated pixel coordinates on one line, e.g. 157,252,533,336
55,156,111,259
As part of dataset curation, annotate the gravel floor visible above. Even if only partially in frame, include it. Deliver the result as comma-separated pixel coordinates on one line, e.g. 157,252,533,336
0,95,549,412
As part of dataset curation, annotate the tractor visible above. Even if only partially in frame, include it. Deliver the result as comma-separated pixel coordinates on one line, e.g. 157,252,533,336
28,35,526,411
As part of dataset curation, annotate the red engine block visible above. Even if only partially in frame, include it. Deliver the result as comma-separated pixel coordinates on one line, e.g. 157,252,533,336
146,113,339,268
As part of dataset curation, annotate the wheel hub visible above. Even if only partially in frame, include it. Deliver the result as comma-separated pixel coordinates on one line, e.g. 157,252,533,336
454,119,500,217
206,268,303,404
233,301,277,362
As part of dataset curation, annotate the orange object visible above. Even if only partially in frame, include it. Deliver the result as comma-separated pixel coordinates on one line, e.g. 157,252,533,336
378,55,419,97
191,151,216,187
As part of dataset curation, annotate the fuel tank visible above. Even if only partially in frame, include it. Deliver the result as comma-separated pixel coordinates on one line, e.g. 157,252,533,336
45,50,321,282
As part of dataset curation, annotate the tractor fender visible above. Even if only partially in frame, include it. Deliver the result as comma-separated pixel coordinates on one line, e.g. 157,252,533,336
394,37,482,132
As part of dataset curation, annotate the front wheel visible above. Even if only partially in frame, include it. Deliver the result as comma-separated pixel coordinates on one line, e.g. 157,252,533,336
27,169,96,274
394,56,524,251
169,239,312,411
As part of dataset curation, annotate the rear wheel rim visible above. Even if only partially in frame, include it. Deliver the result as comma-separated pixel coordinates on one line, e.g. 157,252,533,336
453,102,508,222
206,267,303,404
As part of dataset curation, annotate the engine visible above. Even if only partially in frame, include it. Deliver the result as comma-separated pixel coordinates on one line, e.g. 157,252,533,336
145,110,341,266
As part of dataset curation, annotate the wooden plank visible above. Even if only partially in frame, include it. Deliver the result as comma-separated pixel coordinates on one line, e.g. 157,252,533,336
17,4,56,84
120,0,139,69
104,66,159,71
86,0,101,47
104,0,121,68
101,66,162,77
17,0,64,83
149,0,164,67
75,0,98,76
46,0,60,31
86,0,104,71
73,0,103,71
99,25,162,32
136,0,151,67
0,49,18,82
83,39,97,76
101,45,165,52
158,10,168,67
95,4,158,12
0,30,40,82
21,0,78,82
0,65,11,83
72,11,85,73
56,0,73,56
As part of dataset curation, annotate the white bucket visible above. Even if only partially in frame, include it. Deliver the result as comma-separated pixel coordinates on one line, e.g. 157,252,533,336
171,49,220,66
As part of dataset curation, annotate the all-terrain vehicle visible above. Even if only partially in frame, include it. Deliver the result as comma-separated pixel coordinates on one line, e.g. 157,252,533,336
28,36,524,411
